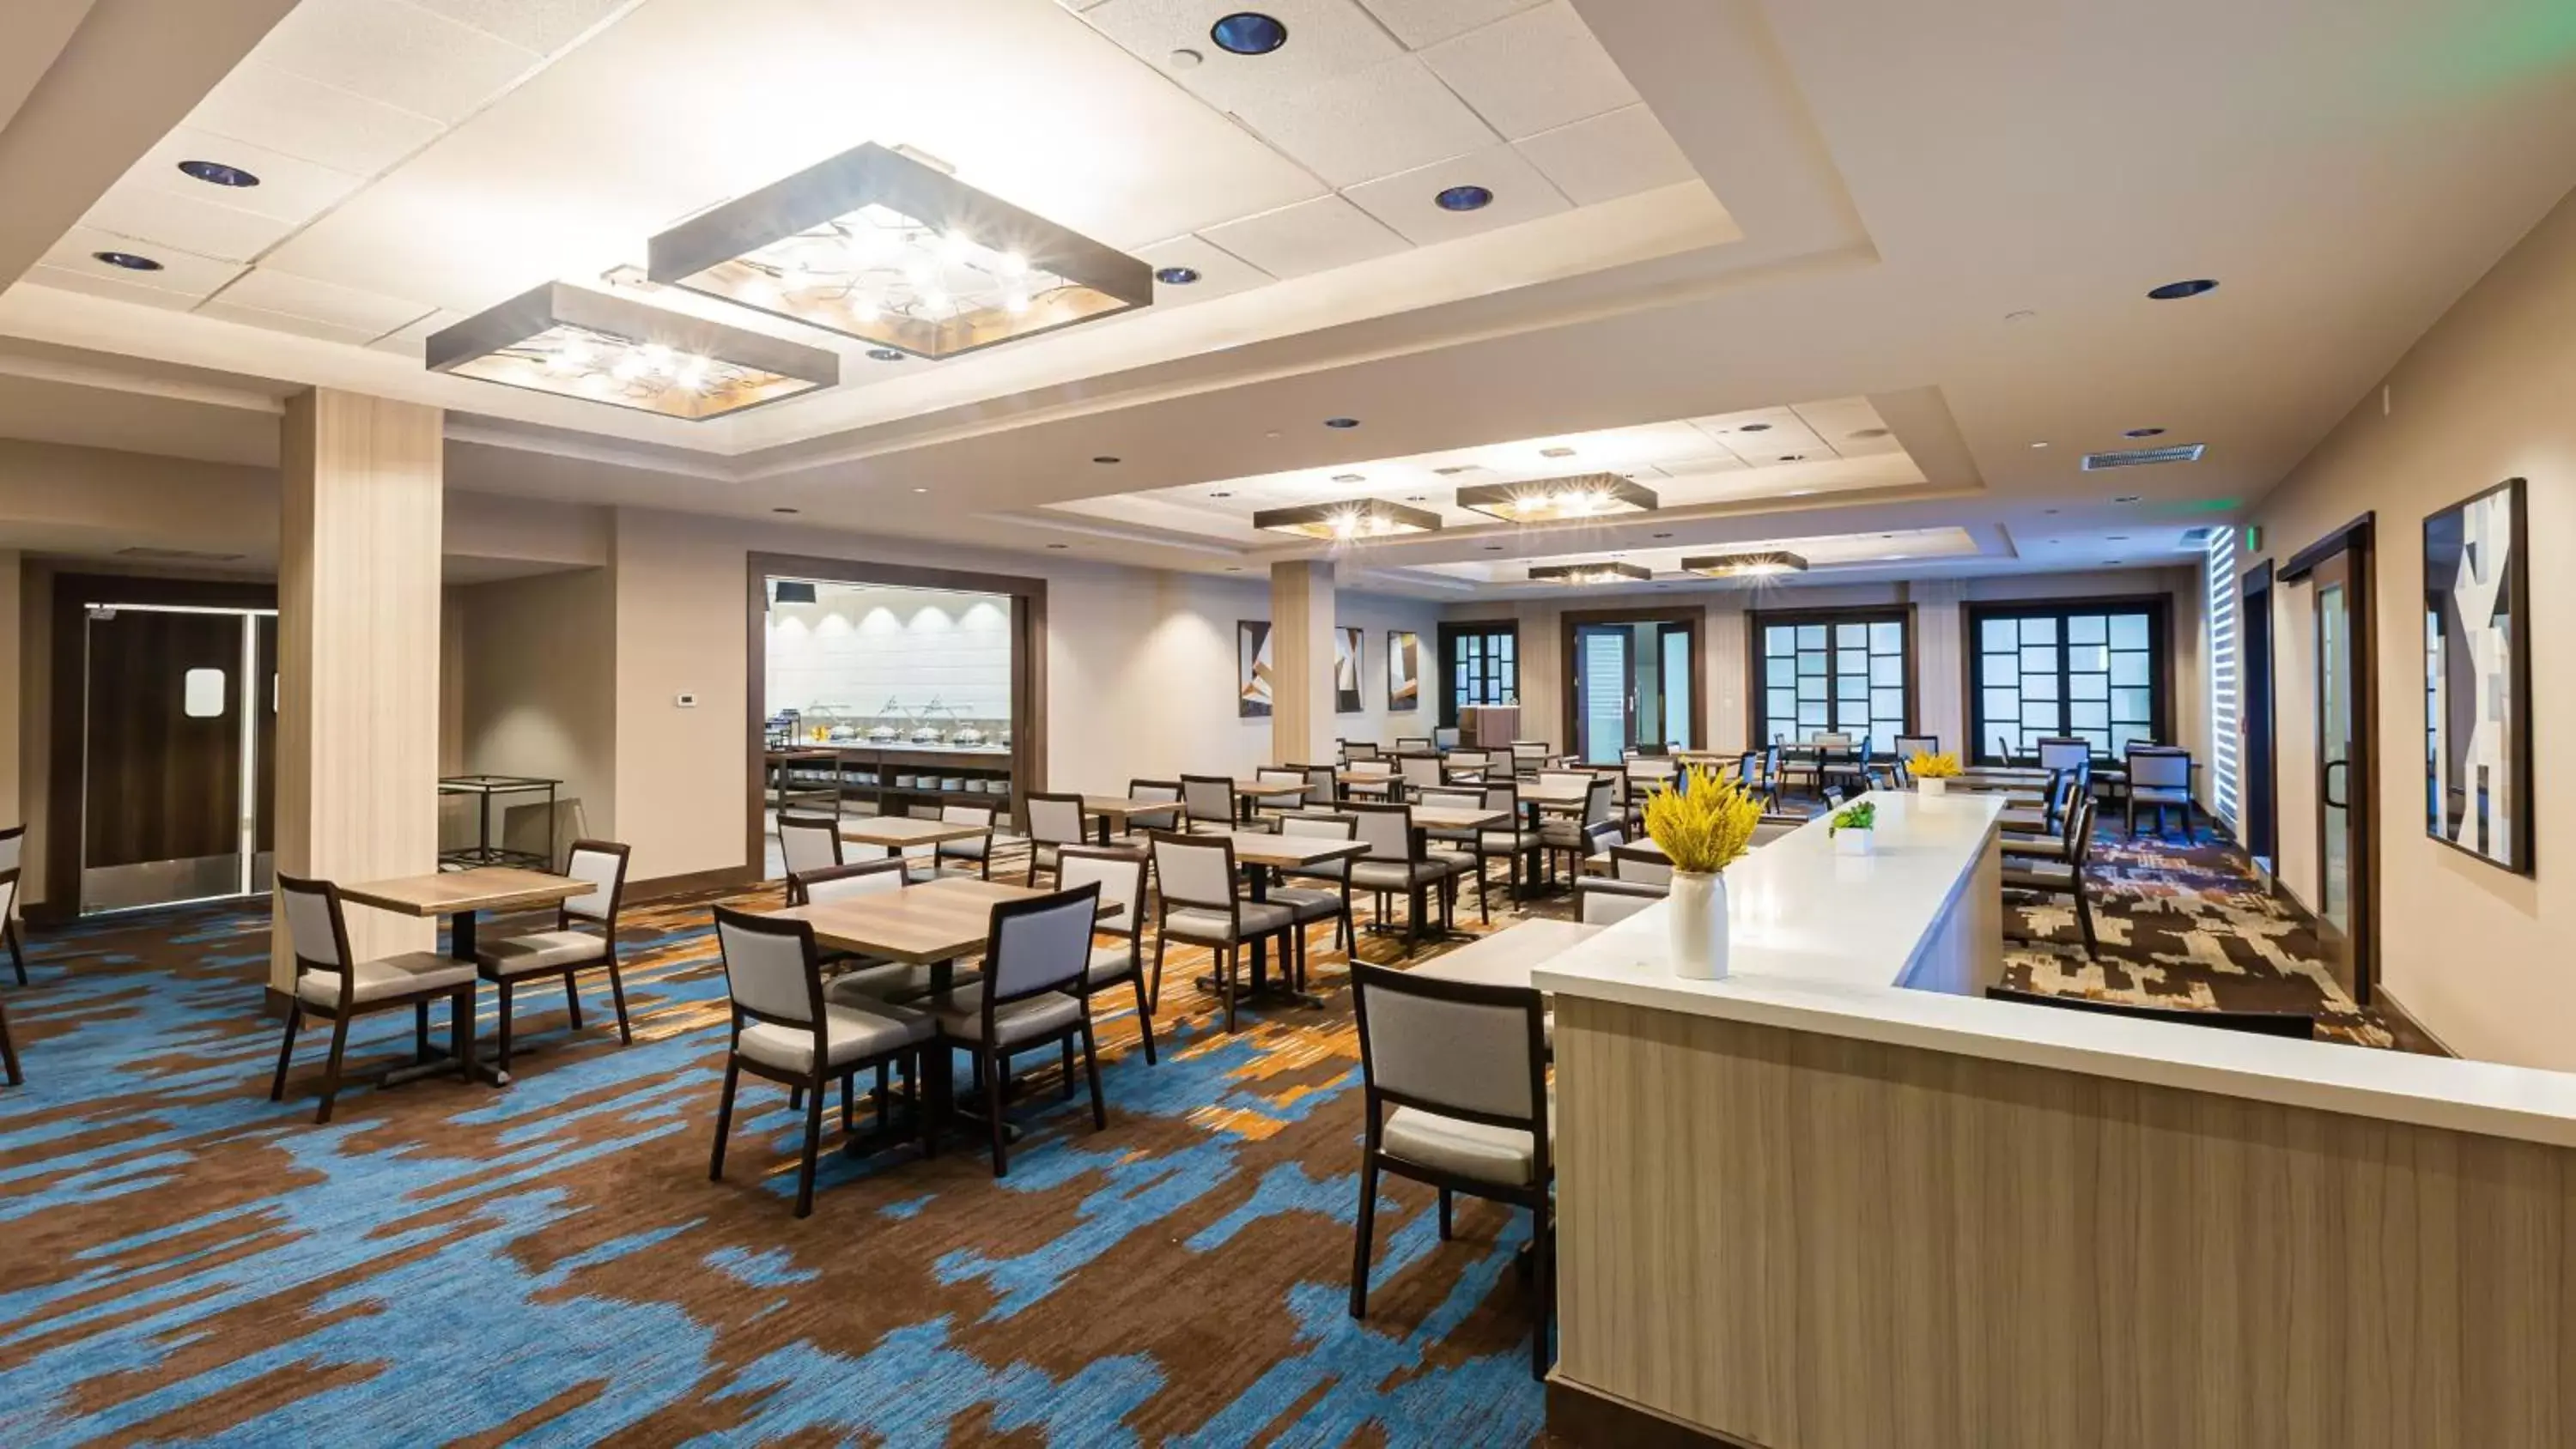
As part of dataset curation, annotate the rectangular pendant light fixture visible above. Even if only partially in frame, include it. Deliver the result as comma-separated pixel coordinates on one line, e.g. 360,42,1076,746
1455,472,1658,524
1529,561,1651,585
647,142,1153,360
1680,550,1809,578
427,282,838,421
1252,498,1443,541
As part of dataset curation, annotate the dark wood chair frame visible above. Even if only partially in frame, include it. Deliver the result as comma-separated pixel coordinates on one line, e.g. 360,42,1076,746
0,865,20,1087
945,882,1109,1178
2003,796,2100,959
1,825,25,985
707,906,934,1217
1272,814,1362,955
481,839,634,1073
1343,801,1468,954
1122,779,1184,837
270,873,479,1125
1021,790,1089,886
783,857,920,1115
1058,845,1159,1067
2124,744,2197,839
1348,961,1556,1379
1147,830,1298,1033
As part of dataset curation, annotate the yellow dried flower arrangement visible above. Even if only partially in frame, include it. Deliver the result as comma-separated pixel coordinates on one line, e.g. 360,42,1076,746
1641,764,1765,875
1909,750,1964,779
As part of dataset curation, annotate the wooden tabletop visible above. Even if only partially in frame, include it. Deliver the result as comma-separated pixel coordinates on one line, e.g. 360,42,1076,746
1190,832,1370,870
769,876,1122,963
339,866,589,918
1411,919,1600,990
1409,803,1511,831
1336,769,1400,783
1080,795,1177,819
1520,777,1596,808
838,815,987,848
1233,779,1311,797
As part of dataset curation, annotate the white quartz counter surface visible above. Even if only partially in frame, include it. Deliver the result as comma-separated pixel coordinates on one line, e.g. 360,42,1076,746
1533,790,2576,1150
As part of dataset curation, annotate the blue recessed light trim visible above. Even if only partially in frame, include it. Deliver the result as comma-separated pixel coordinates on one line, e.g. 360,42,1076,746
866,348,906,362
1324,417,1360,429
1210,12,1287,55
1155,265,1201,286
93,251,162,272
2147,278,2218,300
178,160,260,188
1435,185,1493,213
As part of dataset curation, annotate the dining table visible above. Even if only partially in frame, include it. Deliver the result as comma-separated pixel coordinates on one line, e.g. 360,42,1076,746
339,864,598,1087
1230,779,1312,823
1179,830,1368,1011
1411,918,1601,989
1078,794,1180,846
837,815,989,852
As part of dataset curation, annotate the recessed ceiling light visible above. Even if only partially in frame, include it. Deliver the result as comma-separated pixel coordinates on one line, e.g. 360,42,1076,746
1047,543,1069,549
1168,47,1203,70
1435,185,1494,212
1224,566,1242,572
93,251,162,272
1483,544,1504,552
1431,464,1477,476
2043,508,2061,514
773,506,799,514
1210,489,1233,498
1738,422,1771,433
1254,498,1441,540
2005,309,2038,323
866,348,906,361
1850,427,1891,439
1323,416,1360,428
1333,472,1366,482
1783,488,1815,497
2030,441,2050,450
2105,535,2129,542
913,487,928,494
1093,456,1121,464
1652,532,1673,539
2148,278,2219,300
1406,494,1429,501
2123,426,2166,438
178,160,259,188
1777,454,1804,463
1539,446,1577,458
1155,265,1201,286
1210,12,1288,54
2113,494,2141,503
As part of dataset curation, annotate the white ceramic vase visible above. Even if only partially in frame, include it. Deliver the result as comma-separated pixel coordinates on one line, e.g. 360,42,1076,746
1919,776,1948,797
1834,827,1874,856
1668,870,1729,979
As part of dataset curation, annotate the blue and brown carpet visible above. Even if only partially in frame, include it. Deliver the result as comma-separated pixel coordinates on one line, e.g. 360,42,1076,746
0,826,2395,1445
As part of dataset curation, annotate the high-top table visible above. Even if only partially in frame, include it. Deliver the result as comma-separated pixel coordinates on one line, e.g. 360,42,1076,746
339,864,595,1087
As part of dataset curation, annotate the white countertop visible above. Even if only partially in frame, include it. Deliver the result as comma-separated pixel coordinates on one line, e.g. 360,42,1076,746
1533,791,2576,1150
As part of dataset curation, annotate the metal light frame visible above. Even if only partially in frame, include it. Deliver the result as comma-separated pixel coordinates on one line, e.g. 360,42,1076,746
1528,561,1652,584
1680,550,1810,578
1251,498,1444,541
427,282,839,421
1455,472,1659,524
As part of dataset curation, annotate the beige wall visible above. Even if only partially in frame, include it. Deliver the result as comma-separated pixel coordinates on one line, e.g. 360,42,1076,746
458,567,617,864
0,549,17,830
2244,184,2576,1069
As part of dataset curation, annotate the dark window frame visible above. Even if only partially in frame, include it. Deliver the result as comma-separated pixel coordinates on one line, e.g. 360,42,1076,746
1437,621,1519,729
1963,595,2174,764
1745,605,1917,748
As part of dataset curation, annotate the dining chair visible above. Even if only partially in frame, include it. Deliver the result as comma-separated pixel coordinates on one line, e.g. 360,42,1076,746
1893,734,1941,767
2125,746,2196,838
0,863,21,1086
1395,736,1434,755
1398,754,1443,799
1125,779,1183,836
2002,796,2099,958
927,883,1111,1179
0,825,25,985
1271,812,1360,957
1508,741,1552,777
1023,791,1087,885
1059,846,1158,1065
708,906,933,1216
1538,776,1617,887
270,875,482,1125
475,839,634,1072
1341,759,1396,803
1577,881,1660,925
1347,961,1556,1379
1825,737,1877,798
1455,779,1539,906
799,858,981,1009
1180,773,1246,833
916,803,998,881
1443,748,1493,784
1295,762,1340,808
1346,801,1469,953
2035,737,2093,780
1416,786,1497,925
1609,843,1674,888
1149,832,1297,1033
1432,726,1461,749
1621,758,1675,830
1993,733,2020,766
1343,740,1383,762
1254,767,1309,824
777,813,842,887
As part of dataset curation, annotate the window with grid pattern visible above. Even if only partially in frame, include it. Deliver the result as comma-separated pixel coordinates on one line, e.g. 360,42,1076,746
1443,625,1516,726
1755,611,1909,747
1970,602,2166,761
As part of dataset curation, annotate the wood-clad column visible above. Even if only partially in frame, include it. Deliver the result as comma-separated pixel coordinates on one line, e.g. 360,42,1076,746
272,390,443,991
1268,561,1336,765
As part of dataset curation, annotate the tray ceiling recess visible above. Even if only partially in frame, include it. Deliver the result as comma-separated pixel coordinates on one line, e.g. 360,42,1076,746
428,282,839,421
648,142,1151,361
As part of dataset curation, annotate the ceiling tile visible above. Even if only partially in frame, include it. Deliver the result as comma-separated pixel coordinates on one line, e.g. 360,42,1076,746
121,125,368,223
195,299,402,347
211,266,440,335
1230,56,1499,188
1419,0,1637,139
1353,0,1546,49
39,227,247,300
1694,407,1829,464
1197,193,1410,277
249,0,542,126
82,186,302,265
1341,143,1568,246
1082,0,1404,113
404,0,635,54
1514,103,1696,206
17,264,204,312
369,307,468,356
1793,397,1899,457
187,61,448,176
1133,234,1275,303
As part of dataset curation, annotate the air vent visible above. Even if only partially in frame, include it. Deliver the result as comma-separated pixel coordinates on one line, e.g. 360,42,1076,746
114,547,245,563
771,581,817,605
2081,443,2205,470
2178,526,2213,547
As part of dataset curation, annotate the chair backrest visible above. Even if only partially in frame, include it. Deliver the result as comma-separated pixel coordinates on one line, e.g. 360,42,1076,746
1417,785,1480,812
1395,737,1433,753
1579,884,1658,925
1400,755,1443,791
1822,785,1846,809
2036,737,2092,773
275,873,350,973
561,839,630,924
1610,844,1674,887
1994,733,2018,765
1346,801,1416,863
1510,741,1550,768
1583,820,1625,857
778,814,841,876
1814,731,1853,751
1130,779,1182,807
1280,811,1357,840
1479,780,1521,828
1893,734,1941,761
941,802,996,828
2065,797,2099,867
1433,726,1461,749
792,857,906,906
1256,767,1305,791
0,824,21,878
1538,770,1592,793
2128,747,2191,790
715,906,823,1028
1345,760,1394,780
1149,831,1238,913
1057,846,1145,938
1297,763,1339,806
983,882,1103,1001
1352,962,1547,1134
1180,774,1237,826
1447,748,1492,775
1343,739,1382,761
1625,758,1676,786
1582,775,1617,828
1025,791,1085,846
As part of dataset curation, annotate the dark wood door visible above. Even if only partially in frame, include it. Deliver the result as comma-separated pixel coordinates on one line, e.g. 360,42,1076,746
2240,562,2276,869
2309,547,2373,1002
254,614,277,855
82,608,246,870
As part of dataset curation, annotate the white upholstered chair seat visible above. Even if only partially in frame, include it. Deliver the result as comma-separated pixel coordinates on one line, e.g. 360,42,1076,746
2002,860,2079,888
1265,886,1343,924
296,951,477,1007
1382,1104,1551,1187
1085,943,1138,983
2130,785,2191,803
738,1000,931,1073
476,930,607,976
827,962,980,1004
1349,858,1462,892
927,986,1084,1046
1163,902,1296,942
939,836,992,860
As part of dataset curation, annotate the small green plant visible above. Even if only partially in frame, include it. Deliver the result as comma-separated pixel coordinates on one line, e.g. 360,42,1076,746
1829,800,1876,835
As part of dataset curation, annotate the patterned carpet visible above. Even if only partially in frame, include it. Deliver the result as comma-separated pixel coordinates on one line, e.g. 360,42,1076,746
0,822,2389,1446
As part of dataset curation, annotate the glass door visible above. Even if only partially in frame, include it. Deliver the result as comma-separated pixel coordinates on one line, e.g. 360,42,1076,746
1574,624,1632,764
2310,547,2372,1000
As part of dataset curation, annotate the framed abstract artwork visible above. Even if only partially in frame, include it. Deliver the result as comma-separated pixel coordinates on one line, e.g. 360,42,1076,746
1238,620,1273,718
1387,630,1421,712
2423,476,2530,872
1335,627,1364,713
